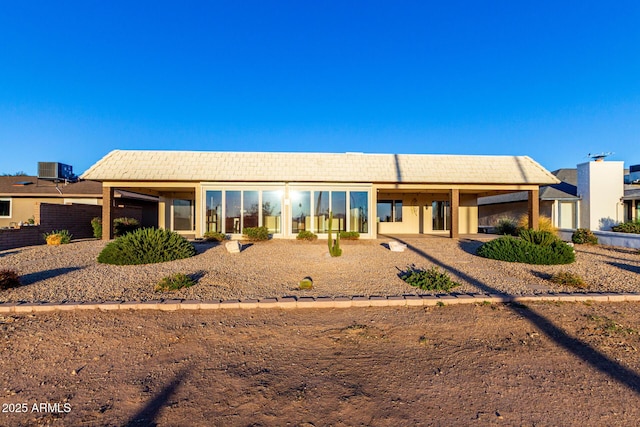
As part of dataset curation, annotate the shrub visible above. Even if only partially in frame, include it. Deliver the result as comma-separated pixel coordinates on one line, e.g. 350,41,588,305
299,277,313,290
611,220,640,234
97,228,196,265
243,226,269,241
0,269,21,290
203,231,227,242
91,217,102,239
519,229,558,247
477,236,575,265
550,271,587,289
339,231,360,240
113,217,140,237
572,228,598,245
399,265,460,292
43,229,72,245
296,230,318,241
155,273,195,292
518,214,556,233
495,218,518,236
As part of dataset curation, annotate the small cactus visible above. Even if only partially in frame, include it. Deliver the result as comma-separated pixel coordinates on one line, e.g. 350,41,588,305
327,212,342,257
299,277,313,290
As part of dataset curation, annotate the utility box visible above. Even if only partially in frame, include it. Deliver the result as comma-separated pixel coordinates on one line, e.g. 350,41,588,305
38,162,75,181
577,160,624,230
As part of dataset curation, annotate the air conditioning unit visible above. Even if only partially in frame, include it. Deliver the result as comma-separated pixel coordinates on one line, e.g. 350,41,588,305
38,162,75,181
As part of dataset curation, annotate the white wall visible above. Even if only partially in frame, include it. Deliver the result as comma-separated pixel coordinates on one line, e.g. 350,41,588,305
577,161,624,231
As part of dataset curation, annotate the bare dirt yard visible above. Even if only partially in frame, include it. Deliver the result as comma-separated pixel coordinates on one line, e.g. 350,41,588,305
2,301,640,426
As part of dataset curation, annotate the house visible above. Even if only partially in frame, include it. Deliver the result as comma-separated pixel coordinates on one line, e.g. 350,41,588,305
479,160,639,231
0,175,159,230
81,150,559,240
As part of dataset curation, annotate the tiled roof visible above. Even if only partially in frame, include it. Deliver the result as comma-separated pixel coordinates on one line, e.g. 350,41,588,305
81,150,559,185
478,168,579,205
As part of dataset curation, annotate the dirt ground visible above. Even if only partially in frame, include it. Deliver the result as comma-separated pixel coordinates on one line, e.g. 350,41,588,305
2,302,640,426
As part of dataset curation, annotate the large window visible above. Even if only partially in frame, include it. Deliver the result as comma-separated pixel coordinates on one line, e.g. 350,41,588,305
262,191,282,234
243,191,259,229
331,191,347,232
173,199,194,231
0,198,10,218
349,191,369,233
291,190,311,233
205,191,222,232
225,191,242,233
377,200,402,222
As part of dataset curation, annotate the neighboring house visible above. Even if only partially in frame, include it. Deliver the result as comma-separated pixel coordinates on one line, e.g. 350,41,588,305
0,175,159,229
479,160,639,231
478,169,580,229
81,150,559,240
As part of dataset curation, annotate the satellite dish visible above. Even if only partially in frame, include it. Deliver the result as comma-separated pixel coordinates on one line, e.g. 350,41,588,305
587,152,613,161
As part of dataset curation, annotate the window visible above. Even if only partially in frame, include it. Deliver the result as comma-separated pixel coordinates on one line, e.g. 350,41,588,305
262,191,282,234
432,201,450,231
173,199,194,231
0,198,10,218
291,190,311,233
377,200,402,222
349,191,369,233
205,191,222,232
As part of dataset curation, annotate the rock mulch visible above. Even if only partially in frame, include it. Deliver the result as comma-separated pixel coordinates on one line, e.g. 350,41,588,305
0,236,638,303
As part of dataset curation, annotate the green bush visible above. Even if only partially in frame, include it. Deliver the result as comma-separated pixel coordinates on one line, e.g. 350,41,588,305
572,228,598,244
0,269,21,290
296,230,318,241
113,217,140,237
97,228,196,265
399,265,460,292
550,271,587,289
155,273,195,292
339,231,360,240
611,220,640,234
203,231,227,242
477,236,575,265
243,226,269,241
495,218,518,236
519,229,558,247
91,217,102,239
43,229,72,245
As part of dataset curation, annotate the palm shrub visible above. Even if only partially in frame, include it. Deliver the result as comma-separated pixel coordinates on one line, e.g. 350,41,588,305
243,226,269,241
399,265,460,292
339,231,360,240
97,227,196,265
91,217,102,239
296,230,318,241
495,218,518,236
572,228,598,244
155,273,195,292
113,217,140,237
43,229,72,245
518,214,556,233
0,269,21,290
519,229,557,247
327,211,342,257
477,236,575,265
611,220,640,234
203,231,227,242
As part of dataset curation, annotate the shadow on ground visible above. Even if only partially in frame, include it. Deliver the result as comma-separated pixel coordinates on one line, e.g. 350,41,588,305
383,234,640,395
20,267,84,286
125,367,190,427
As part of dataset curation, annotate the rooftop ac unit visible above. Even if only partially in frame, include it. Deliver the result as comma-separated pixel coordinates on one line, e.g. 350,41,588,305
38,162,75,181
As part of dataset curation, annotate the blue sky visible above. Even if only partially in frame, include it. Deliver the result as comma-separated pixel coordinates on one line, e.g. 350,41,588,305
1,1,639,176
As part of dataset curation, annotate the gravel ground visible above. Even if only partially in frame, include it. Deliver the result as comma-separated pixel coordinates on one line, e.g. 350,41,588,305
0,236,639,303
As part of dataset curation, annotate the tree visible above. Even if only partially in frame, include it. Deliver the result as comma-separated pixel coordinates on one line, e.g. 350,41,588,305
1,171,28,176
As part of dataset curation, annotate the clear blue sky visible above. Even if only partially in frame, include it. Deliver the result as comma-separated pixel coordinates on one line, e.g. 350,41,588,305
1,1,639,176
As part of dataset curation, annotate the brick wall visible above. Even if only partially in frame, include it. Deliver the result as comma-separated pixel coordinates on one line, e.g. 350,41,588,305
0,226,43,251
35,203,103,239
